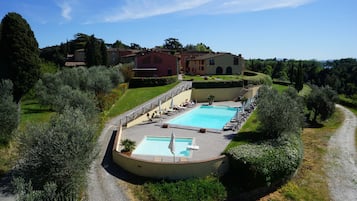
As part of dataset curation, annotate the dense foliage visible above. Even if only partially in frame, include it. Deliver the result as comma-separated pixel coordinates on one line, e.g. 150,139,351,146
227,133,303,189
256,86,304,138
35,66,123,112
14,108,96,199
226,85,304,189
247,58,357,96
0,79,19,144
85,35,107,67
0,12,40,102
129,76,178,88
306,85,338,122
143,177,226,201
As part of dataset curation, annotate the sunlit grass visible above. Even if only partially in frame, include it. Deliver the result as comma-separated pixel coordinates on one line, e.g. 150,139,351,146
20,99,55,129
261,108,344,201
106,82,179,118
224,111,260,151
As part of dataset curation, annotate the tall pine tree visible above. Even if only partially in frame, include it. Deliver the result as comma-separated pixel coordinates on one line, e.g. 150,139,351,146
0,12,40,103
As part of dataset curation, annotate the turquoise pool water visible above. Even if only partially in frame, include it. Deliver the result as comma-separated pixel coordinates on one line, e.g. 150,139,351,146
168,105,238,130
132,136,193,157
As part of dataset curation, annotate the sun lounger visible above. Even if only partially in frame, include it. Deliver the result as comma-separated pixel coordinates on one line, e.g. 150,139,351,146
187,145,199,150
179,157,188,162
154,157,162,162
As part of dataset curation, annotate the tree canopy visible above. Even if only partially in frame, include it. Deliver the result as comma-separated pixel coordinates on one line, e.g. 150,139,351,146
163,37,183,50
306,85,338,123
14,108,96,198
0,12,41,102
0,79,19,144
256,85,304,138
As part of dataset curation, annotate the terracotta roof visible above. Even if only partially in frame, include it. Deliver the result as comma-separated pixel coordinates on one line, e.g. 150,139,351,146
188,53,230,61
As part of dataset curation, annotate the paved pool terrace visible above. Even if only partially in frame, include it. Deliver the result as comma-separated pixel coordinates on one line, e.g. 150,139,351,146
121,101,244,162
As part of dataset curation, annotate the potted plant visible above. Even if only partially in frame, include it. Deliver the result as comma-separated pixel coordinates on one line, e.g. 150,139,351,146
120,139,136,156
208,95,215,105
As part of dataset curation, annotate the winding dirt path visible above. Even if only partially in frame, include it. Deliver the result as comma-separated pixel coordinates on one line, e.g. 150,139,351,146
325,105,357,201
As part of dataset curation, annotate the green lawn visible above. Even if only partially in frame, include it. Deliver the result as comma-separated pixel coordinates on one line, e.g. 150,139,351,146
272,84,311,96
182,71,270,83
224,111,260,151
106,82,179,118
20,99,55,129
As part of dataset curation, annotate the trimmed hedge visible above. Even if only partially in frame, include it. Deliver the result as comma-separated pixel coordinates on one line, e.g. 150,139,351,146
192,80,245,88
273,80,291,86
129,76,178,88
226,133,303,189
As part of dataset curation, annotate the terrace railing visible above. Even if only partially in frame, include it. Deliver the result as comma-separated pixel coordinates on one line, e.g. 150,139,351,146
116,81,192,126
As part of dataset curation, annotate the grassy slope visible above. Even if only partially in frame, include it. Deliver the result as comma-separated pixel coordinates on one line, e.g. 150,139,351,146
107,82,178,118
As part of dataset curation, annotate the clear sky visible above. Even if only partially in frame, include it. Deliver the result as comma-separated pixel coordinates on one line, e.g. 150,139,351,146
1,0,356,60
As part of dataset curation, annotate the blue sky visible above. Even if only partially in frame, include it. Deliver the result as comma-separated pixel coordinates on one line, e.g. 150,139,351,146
1,0,356,60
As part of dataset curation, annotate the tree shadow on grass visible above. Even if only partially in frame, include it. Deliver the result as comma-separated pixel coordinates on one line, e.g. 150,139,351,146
229,131,264,143
304,120,324,128
220,170,285,201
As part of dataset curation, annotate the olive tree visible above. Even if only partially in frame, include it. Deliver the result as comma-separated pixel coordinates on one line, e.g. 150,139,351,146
0,79,19,144
256,85,304,138
14,108,97,197
306,85,338,123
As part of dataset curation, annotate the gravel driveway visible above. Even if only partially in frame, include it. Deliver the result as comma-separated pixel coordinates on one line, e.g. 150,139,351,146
325,105,357,201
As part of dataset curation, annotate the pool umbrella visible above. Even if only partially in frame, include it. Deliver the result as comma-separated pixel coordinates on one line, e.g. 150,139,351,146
168,131,175,162
159,100,162,114
170,96,174,109
235,109,239,121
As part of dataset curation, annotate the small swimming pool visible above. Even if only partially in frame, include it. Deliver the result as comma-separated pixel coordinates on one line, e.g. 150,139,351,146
132,136,193,157
168,105,238,130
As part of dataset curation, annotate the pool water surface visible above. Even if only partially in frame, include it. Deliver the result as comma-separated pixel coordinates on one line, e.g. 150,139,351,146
167,105,238,130
132,136,193,157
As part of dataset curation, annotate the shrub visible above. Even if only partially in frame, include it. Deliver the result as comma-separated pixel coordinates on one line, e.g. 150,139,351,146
0,79,19,145
14,108,96,197
143,176,226,201
226,133,303,189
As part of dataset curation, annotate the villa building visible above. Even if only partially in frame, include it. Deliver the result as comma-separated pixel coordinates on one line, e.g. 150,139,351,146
133,51,179,77
185,53,245,75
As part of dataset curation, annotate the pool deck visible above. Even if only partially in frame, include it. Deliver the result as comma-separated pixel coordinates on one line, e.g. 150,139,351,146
121,101,244,163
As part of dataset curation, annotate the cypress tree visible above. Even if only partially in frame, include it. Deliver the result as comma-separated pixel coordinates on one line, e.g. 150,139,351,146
294,62,304,92
0,12,40,103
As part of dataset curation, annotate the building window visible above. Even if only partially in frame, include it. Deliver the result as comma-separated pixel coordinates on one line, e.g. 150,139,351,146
209,58,215,65
226,66,232,75
200,66,204,71
233,57,239,65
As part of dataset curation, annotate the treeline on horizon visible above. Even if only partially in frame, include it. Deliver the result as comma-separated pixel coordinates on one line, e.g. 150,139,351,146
246,58,357,97
40,33,212,66
40,32,357,97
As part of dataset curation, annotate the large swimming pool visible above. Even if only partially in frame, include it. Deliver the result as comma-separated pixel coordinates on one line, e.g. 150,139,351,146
168,105,238,130
132,136,193,157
